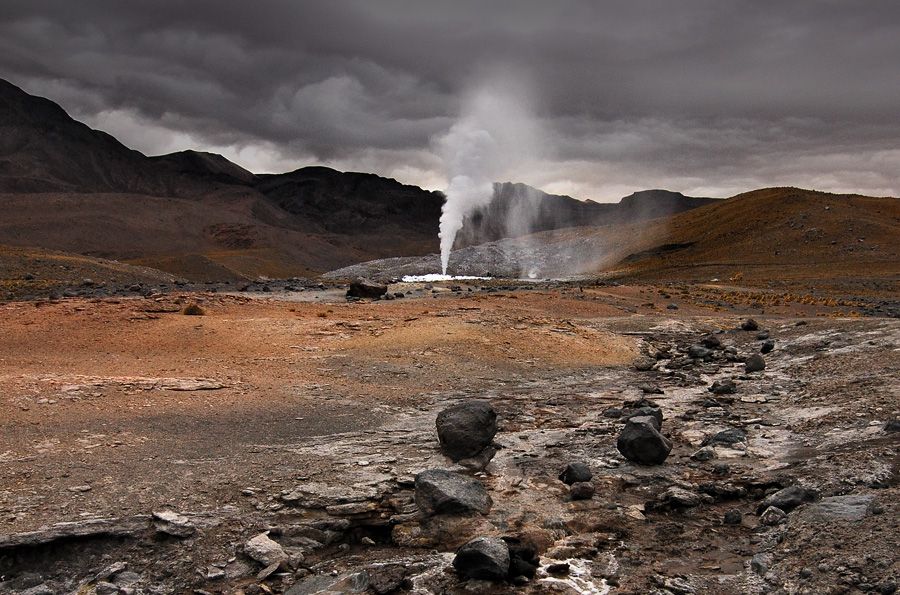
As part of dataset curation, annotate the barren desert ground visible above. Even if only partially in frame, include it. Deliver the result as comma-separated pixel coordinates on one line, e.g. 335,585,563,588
1,283,897,594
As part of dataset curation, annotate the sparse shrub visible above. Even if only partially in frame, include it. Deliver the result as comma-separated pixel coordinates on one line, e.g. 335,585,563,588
181,303,205,316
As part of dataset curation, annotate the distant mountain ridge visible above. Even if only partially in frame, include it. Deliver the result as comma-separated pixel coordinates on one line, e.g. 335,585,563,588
0,77,719,278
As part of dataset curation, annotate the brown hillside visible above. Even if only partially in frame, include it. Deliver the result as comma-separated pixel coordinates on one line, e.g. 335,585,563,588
597,187,900,288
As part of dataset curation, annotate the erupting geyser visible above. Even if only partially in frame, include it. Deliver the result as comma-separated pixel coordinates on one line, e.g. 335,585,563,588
436,79,540,275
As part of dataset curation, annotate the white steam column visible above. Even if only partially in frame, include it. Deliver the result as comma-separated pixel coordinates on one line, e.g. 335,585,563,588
435,80,539,275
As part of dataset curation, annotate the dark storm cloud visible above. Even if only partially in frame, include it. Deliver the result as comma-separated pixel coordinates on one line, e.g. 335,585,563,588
1,0,899,197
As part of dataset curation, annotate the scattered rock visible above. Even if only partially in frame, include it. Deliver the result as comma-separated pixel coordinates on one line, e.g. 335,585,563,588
688,345,714,359
659,486,703,507
435,401,498,461
569,482,595,501
617,417,672,465
546,562,571,575
701,335,722,349
724,510,742,525
761,339,776,353
702,427,747,447
751,552,773,575
638,383,664,394
741,319,760,331
244,532,288,566
346,278,387,299
634,357,656,371
691,446,716,461
453,536,510,581
152,510,196,538
709,378,737,395
414,469,492,516
558,462,592,485
757,485,818,514
760,506,787,525
745,354,766,372
883,419,900,433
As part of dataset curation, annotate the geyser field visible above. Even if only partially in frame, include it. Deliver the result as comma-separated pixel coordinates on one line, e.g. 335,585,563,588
2,269,899,593
2,9,900,593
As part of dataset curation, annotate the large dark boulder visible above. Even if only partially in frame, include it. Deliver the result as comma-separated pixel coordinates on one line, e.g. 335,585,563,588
346,278,387,299
621,406,663,430
414,469,492,516
617,418,672,465
435,401,497,461
453,536,510,581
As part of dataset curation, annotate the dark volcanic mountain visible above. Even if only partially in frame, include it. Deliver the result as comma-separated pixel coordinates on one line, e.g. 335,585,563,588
0,78,717,279
253,166,443,236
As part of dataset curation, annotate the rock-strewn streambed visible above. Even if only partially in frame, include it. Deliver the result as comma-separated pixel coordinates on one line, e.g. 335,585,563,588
1,291,898,594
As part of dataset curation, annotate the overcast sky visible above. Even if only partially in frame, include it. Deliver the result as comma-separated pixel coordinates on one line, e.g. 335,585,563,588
2,1,899,200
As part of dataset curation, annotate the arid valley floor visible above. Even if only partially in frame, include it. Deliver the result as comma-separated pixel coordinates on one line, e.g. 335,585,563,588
1,281,897,594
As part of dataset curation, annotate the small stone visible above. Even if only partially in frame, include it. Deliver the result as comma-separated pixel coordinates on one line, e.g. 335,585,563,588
414,469,492,516
724,510,742,525
95,582,119,595
558,462,592,485
634,357,656,371
759,506,787,525
799,567,813,579
152,510,196,538
884,419,900,433
741,319,759,331
688,345,714,359
701,335,722,349
569,482,595,501
453,536,510,581
346,278,387,299
244,532,287,566
760,339,775,354
745,354,766,373
757,485,817,514
702,427,746,447
691,446,716,461
751,553,773,575
659,486,702,507
207,567,226,580
709,379,737,395
756,330,770,340
547,562,571,575
67,485,92,493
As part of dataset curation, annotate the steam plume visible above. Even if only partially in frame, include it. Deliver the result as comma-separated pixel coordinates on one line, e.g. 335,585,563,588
437,79,539,274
